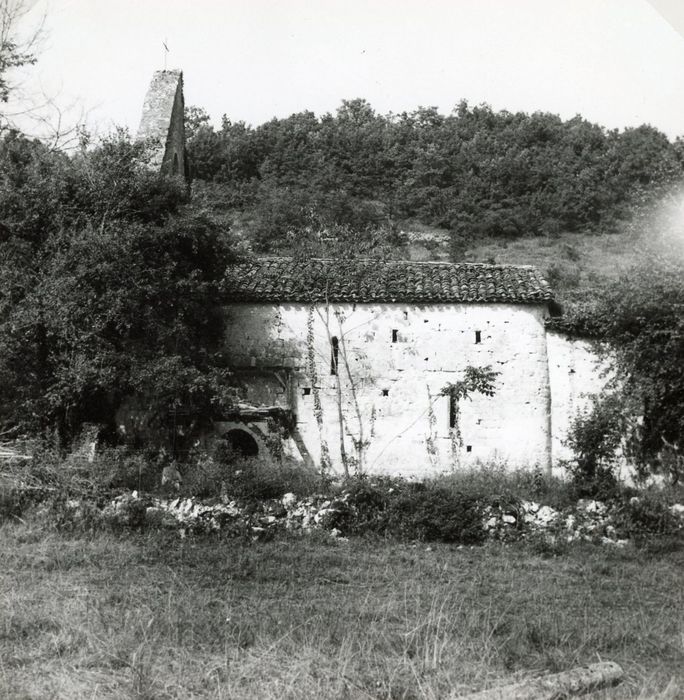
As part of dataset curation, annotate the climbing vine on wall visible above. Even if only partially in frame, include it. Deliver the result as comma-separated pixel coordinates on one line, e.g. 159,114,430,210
440,365,499,469
448,402,463,468
425,385,439,468
264,418,285,461
335,315,368,475
307,306,332,475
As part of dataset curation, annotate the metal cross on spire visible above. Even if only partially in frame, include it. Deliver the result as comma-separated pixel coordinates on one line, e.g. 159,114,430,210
162,39,169,70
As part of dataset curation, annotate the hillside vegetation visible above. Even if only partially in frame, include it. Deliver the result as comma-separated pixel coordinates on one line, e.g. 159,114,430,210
186,100,684,266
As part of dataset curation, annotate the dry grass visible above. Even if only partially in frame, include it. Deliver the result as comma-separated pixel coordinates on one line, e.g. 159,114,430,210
402,221,646,305
0,523,682,699
462,230,645,302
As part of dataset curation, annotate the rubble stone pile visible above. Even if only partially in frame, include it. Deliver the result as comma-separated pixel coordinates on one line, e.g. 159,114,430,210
52,488,684,545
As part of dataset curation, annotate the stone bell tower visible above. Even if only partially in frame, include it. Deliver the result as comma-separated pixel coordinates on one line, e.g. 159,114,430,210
137,69,186,177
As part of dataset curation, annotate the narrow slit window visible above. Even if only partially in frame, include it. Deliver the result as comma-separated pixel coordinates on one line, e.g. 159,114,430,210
466,445,472,453
330,336,339,375
391,329,399,343
449,395,457,428
475,330,482,344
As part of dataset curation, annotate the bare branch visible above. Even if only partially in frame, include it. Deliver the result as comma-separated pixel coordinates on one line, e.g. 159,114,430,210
0,0,44,103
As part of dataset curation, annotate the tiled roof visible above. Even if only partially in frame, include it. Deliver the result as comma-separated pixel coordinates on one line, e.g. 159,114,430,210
223,258,554,305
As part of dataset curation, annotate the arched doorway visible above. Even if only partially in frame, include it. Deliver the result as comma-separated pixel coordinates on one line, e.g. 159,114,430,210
223,428,259,457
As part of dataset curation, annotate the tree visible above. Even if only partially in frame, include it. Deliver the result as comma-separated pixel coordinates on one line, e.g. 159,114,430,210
568,250,684,484
601,256,683,466
0,0,38,105
0,129,240,446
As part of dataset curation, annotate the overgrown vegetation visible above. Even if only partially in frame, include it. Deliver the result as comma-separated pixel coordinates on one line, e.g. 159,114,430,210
560,250,684,491
0,130,244,446
2,444,682,549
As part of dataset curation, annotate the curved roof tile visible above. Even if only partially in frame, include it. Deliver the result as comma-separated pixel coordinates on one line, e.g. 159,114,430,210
223,258,554,305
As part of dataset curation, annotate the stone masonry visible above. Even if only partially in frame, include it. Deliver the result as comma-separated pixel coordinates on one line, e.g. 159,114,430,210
137,69,186,176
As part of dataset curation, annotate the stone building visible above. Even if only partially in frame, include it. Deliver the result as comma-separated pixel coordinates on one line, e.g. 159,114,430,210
132,71,606,476
137,70,186,176
218,258,602,475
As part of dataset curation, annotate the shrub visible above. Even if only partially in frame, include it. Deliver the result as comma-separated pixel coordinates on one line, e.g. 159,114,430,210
89,447,159,493
0,484,37,521
386,486,485,544
332,476,397,536
566,393,626,499
36,496,106,532
612,492,680,538
336,477,485,544
433,461,576,510
182,447,321,500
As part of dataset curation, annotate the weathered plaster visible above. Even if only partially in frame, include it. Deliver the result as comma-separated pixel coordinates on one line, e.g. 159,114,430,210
224,302,553,476
546,331,611,471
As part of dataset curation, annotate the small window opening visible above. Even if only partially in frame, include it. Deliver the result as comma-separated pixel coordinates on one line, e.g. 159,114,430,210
466,445,472,453
403,311,408,320
391,329,399,343
330,336,339,375
381,389,389,397
302,387,311,396
449,395,457,428
475,330,482,344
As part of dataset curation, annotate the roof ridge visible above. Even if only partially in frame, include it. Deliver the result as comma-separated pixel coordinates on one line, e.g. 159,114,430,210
252,256,538,271
224,257,554,305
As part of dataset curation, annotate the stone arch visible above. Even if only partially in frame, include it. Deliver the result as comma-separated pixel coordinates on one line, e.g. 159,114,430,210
223,428,259,457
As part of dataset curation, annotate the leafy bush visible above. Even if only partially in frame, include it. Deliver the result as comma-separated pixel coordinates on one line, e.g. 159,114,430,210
386,486,484,543
566,393,626,499
332,477,485,544
612,492,680,538
332,476,396,535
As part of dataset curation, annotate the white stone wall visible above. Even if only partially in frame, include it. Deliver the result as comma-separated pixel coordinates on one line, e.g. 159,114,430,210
224,302,552,477
546,331,610,472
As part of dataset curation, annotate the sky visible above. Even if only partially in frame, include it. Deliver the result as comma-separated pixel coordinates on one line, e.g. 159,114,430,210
9,0,684,140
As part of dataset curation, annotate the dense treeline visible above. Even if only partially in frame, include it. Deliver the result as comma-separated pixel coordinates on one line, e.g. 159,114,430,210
186,100,684,255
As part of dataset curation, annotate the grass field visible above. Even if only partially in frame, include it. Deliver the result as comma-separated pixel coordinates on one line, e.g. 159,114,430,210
1,522,682,699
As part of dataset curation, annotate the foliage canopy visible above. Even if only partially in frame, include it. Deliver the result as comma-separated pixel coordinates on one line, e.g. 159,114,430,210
186,100,684,255
0,129,241,445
